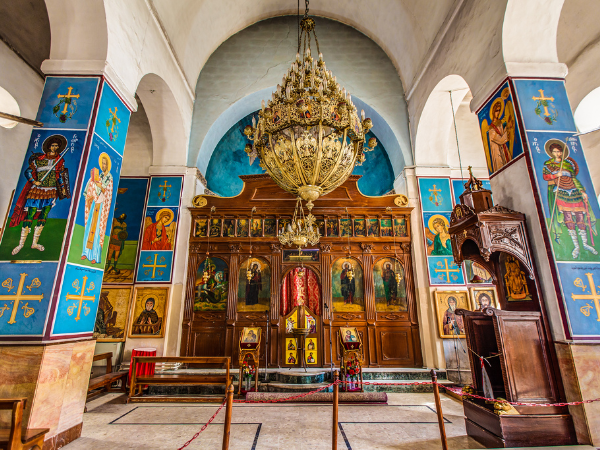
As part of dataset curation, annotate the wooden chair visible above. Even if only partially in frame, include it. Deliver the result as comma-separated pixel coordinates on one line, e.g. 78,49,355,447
87,353,128,401
0,398,49,450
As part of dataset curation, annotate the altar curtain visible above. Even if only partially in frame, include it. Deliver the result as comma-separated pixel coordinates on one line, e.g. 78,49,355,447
280,267,321,316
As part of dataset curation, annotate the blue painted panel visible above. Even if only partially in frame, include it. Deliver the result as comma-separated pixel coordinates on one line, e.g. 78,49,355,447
556,263,600,337
36,77,100,129
513,79,577,132
0,129,87,262
418,178,452,212
147,176,183,207
136,250,174,282
428,256,465,285
67,134,122,268
93,82,131,155
0,262,58,336
352,131,394,196
526,131,600,262
52,263,104,335
206,111,394,197
452,179,492,206
477,81,524,175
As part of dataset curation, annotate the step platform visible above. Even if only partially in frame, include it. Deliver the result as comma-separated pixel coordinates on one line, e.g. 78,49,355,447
146,368,450,397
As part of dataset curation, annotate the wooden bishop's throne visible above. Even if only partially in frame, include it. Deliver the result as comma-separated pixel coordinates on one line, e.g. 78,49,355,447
448,168,576,448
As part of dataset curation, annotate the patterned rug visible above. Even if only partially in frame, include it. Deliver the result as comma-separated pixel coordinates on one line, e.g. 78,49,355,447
245,391,387,403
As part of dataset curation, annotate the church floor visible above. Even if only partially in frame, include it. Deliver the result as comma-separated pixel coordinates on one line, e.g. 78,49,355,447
65,392,484,449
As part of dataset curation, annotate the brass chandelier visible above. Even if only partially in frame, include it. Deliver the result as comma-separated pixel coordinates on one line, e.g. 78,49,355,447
244,0,377,214
278,197,321,250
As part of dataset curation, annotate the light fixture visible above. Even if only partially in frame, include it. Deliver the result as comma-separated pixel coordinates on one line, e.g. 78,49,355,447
279,197,320,250
244,0,377,210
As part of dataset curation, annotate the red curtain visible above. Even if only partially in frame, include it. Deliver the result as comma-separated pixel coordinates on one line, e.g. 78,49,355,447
280,267,321,316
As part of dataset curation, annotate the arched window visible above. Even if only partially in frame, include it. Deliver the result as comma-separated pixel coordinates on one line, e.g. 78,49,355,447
0,86,20,129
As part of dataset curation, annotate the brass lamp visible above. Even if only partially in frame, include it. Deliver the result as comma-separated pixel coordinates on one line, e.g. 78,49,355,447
243,1,377,210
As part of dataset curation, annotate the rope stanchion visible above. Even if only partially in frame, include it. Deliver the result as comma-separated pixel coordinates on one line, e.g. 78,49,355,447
332,370,339,450
431,370,449,450
177,398,227,450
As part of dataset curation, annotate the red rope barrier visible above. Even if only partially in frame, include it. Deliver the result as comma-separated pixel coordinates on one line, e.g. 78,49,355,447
177,399,227,449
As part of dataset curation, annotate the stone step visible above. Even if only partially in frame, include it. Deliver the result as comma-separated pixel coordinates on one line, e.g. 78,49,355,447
147,378,454,396
275,371,327,384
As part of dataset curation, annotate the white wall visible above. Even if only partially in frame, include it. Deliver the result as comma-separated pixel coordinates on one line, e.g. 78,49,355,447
0,40,44,227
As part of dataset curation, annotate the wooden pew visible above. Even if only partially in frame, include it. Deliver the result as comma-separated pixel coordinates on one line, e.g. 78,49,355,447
128,356,230,403
87,352,128,401
0,398,49,450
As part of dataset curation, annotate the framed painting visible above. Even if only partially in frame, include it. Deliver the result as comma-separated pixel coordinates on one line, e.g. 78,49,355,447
195,256,229,311
394,217,407,237
251,218,262,237
499,253,533,302
332,257,364,312
469,286,499,311
286,337,297,351
354,218,366,237
316,218,325,237
367,219,379,237
465,260,493,284
194,218,208,237
223,219,235,237
209,218,221,237
93,286,133,341
434,290,470,339
373,257,407,311
237,218,249,237
326,218,339,237
340,327,360,343
238,257,271,312
264,218,276,237
128,286,169,338
241,327,261,344
340,218,352,237
380,218,392,237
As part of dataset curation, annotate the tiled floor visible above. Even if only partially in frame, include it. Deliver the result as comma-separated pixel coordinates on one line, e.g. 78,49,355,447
65,392,484,449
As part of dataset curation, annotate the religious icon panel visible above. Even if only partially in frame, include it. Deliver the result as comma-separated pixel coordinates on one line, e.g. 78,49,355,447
434,290,470,339
326,218,339,237
237,218,249,237
142,207,178,251
498,253,532,302
223,219,235,237
367,218,379,237
424,213,453,256
128,286,169,338
209,218,221,237
93,286,133,341
394,217,407,237
469,287,499,311
332,257,364,312
103,177,149,284
340,218,352,237
241,327,261,344
66,135,122,269
354,218,366,237
464,260,493,284
380,218,392,237
477,82,524,176
250,218,262,237
0,129,87,262
418,178,451,212
194,256,229,311
264,218,276,237
147,176,183,208
194,218,207,237
373,257,407,311
238,257,271,312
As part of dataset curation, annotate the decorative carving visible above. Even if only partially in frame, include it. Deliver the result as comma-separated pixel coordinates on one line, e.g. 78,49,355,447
450,204,475,225
401,243,411,253
229,243,241,253
197,170,208,187
336,313,361,321
204,188,220,197
196,313,224,321
480,205,519,215
320,243,332,253
383,245,391,251
192,195,208,208
380,313,403,320
360,243,374,253
270,243,282,253
394,194,408,207
489,225,523,250
242,314,266,321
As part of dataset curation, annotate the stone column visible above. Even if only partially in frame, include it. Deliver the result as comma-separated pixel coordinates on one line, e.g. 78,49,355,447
0,71,134,448
475,76,600,444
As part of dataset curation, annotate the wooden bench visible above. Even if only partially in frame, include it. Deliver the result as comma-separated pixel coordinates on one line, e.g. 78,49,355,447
128,356,230,403
87,352,128,401
0,398,49,450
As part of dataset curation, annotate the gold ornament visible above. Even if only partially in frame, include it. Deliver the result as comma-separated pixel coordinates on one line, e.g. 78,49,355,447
394,195,409,207
192,195,208,208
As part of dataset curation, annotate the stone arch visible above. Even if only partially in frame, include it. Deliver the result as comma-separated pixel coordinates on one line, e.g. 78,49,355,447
502,0,565,66
414,75,486,172
135,74,187,167
44,0,108,61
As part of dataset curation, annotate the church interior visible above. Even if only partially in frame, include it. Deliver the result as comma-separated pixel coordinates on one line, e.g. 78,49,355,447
0,0,600,449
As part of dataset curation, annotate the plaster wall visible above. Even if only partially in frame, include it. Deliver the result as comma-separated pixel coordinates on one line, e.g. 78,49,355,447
121,99,153,176
0,40,44,227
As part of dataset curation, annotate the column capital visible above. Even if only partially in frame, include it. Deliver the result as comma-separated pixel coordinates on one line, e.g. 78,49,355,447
40,59,137,112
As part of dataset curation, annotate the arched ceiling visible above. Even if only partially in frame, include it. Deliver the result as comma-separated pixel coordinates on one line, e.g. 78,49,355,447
149,0,457,90
189,15,411,176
